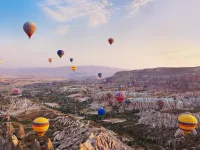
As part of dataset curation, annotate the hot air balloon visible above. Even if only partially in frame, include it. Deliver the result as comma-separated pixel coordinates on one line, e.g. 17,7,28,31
57,50,64,58
125,99,131,105
98,108,107,118
72,66,76,71
70,58,73,62
178,114,198,135
115,91,126,103
108,38,114,45
12,89,21,95
23,22,37,39
32,117,49,136
48,58,52,63
98,73,102,78
0,59,2,64
157,99,164,109
99,85,103,90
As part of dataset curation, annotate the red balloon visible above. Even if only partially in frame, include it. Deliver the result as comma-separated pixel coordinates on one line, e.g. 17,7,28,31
115,91,126,103
108,38,114,45
13,89,20,95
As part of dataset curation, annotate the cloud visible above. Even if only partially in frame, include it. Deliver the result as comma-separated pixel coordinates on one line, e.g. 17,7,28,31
41,0,115,27
56,26,68,34
125,0,155,17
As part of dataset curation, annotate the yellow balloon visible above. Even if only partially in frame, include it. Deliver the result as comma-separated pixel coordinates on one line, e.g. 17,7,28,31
32,117,49,136
0,59,2,64
178,114,197,135
72,66,77,71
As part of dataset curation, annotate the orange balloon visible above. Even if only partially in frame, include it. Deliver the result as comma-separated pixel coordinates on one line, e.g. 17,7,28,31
48,58,52,63
23,22,37,39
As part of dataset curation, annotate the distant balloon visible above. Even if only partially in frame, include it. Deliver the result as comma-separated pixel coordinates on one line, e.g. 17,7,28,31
48,58,52,63
57,50,64,58
125,99,131,105
108,38,114,45
98,73,102,78
70,58,73,62
98,108,107,117
32,117,49,136
0,59,2,64
178,114,197,135
99,85,103,90
157,99,164,109
72,66,77,71
115,91,126,103
12,89,21,95
23,22,37,39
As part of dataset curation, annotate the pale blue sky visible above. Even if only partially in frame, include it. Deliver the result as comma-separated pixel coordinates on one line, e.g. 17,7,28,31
1,0,200,69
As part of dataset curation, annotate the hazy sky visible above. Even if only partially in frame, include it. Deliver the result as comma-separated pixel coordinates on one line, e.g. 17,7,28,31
1,0,200,69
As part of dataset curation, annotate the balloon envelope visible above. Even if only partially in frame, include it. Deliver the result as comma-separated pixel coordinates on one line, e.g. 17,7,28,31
0,59,2,64
115,91,126,103
98,108,107,116
125,99,131,104
32,117,49,136
57,50,64,58
108,38,114,45
98,73,102,78
48,58,52,63
12,89,20,95
70,58,73,62
178,114,197,135
23,22,37,39
72,66,77,71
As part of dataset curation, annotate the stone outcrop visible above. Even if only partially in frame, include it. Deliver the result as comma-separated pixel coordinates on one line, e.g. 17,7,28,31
52,116,134,150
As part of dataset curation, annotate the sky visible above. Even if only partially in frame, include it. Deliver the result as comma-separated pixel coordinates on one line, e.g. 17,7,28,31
1,0,200,69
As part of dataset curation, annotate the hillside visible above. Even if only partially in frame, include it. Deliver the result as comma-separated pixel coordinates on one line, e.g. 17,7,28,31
0,66,126,79
106,66,200,82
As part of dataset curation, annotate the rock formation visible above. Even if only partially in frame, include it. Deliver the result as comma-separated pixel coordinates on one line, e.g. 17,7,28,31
16,125,25,140
52,116,134,150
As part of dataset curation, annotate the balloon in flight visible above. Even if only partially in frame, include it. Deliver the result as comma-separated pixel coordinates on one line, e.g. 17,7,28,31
98,108,107,118
98,73,102,78
99,85,103,90
57,50,64,58
0,59,2,64
108,38,114,45
70,58,73,62
115,91,126,103
12,89,20,95
32,117,49,136
178,114,198,135
23,22,37,39
125,99,131,105
72,66,77,71
48,58,52,63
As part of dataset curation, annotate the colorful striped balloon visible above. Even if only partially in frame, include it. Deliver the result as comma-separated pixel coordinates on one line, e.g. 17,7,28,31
115,91,126,103
32,117,49,136
178,114,197,135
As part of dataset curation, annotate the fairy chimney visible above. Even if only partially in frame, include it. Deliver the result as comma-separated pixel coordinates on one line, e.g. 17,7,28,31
42,138,54,150
16,125,25,140
31,139,41,150
7,122,15,135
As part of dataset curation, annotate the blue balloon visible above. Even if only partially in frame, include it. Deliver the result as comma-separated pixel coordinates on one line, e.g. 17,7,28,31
70,58,73,62
125,99,131,104
98,73,102,78
57,50,64,58
98,108,107,116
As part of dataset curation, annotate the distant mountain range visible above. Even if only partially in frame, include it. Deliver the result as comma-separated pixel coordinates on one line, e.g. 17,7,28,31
106,66,200,83
0,66,127,79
